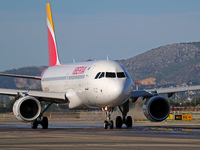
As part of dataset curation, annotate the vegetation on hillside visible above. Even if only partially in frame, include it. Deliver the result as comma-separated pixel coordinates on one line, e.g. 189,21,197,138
119,42,200,86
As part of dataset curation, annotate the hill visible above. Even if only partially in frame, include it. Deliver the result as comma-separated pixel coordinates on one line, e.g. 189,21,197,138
119,42,200,87
0,66,47,90
1,41,200,90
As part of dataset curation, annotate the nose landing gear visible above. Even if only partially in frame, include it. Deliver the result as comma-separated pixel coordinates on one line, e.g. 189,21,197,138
103,107,114,129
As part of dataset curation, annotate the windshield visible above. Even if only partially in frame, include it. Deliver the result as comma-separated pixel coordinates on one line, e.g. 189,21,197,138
117,72,126,78
106,72,116,78
95,72,126,79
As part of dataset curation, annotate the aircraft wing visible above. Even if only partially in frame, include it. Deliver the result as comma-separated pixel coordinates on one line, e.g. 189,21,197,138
0,73,41,80
146,85,200,95
131,85,200,99
0,88,67,103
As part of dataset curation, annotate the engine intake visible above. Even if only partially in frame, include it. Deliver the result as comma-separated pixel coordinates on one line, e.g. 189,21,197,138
143,96,170,122
13,96,41,122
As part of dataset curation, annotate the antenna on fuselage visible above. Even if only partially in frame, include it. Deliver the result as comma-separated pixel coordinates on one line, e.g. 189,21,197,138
73,58,76,63
107,55,109,61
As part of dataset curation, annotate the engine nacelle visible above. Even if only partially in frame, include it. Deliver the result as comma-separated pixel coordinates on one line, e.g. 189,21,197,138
143,96,170,122
13,96,41,122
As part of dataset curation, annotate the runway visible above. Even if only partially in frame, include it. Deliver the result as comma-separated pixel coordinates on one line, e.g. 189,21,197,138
1,119,200,150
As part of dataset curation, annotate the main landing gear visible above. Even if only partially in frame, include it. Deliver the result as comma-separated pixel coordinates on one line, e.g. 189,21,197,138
116,100,132,128
32,116,48,129
31,102,53,129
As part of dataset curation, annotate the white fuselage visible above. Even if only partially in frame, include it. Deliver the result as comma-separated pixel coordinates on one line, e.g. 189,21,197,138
41,60,133,109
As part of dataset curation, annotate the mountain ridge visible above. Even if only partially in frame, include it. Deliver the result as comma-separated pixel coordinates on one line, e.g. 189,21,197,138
1,41,200,89
119,41,200,86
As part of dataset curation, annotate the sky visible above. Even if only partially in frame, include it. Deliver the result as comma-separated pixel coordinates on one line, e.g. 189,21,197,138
1,0,200,71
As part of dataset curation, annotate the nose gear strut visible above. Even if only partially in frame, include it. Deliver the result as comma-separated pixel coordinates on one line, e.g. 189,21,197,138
103,107,114,129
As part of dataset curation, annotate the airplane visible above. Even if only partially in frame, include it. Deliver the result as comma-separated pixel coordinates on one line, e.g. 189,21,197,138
1,3,200,129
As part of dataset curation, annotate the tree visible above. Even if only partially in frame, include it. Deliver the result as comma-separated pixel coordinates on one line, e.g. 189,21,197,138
178,98,184,105
7,99,15,112
0,101,2,108
168,99,174,106
191,97,200,107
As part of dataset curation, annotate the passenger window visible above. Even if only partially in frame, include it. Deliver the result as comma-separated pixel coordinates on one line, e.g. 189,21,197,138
95,72,101,79
106,72,116,78
99,72,105,79
117,72,126,78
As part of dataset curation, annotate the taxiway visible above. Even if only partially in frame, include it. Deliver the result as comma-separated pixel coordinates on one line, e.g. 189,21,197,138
1,119,200,150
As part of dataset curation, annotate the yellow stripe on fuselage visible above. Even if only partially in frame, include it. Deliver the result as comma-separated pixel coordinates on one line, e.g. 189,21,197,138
46,3,54,33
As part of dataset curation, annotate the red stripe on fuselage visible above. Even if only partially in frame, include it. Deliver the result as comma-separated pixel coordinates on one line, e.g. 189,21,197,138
47,27,57,66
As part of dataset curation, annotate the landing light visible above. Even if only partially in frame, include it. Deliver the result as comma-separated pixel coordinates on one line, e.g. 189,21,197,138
104,106,108,111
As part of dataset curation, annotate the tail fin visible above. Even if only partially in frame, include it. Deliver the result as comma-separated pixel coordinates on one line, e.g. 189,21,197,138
46,3,60,66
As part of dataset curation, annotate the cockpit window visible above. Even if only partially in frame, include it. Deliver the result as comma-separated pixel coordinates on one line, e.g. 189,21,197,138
95,72,127,79
99,72,105,79
117,72,126,78
106,72,116,78
94,72,101,79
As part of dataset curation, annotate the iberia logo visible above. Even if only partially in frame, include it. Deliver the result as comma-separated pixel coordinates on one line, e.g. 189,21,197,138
72,66,87,75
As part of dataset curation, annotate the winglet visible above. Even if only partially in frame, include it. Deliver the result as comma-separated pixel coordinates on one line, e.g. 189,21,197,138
46,3,60,66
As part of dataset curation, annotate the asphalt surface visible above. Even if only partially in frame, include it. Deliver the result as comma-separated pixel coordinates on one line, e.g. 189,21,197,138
1,119,200,150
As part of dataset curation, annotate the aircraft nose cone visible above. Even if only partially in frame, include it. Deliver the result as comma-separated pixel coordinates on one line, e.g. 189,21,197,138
107,80,131,105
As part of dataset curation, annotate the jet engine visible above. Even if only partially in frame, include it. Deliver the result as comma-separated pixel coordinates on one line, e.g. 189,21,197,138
13,96,41,122
143,96,170,122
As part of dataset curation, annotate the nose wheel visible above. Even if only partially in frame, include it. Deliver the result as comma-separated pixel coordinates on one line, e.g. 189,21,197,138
104,120,113,129
103,107,114,129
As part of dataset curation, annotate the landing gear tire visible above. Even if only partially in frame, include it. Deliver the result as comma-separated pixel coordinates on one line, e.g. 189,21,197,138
41,117,48,129
31,120,38,129
31,117,48,129
116,116,123,128
117,100,133,129
31,102,52,129
104,120,114,129
104,120,108,129
126,116,132,128
110,120,113,129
